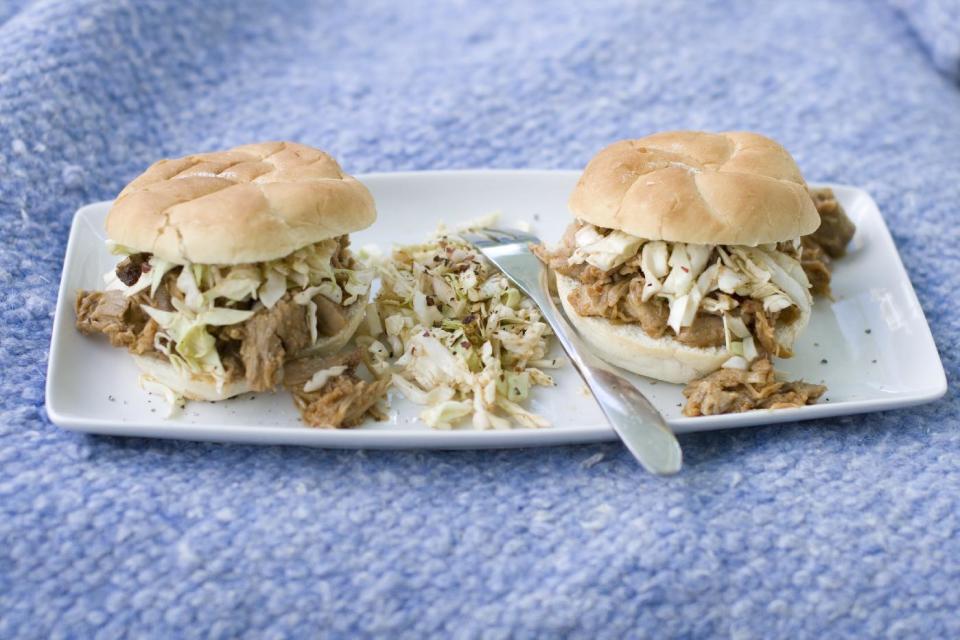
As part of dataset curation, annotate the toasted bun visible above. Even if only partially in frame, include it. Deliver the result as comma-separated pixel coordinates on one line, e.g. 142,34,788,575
569,131,820,245
556,275,808,383
106,142,376,265
132,298,368,401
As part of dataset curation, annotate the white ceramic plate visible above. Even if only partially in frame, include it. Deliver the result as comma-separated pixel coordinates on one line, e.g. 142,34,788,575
46,171,946,448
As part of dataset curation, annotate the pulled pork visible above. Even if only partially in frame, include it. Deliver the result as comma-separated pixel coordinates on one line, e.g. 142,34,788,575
219,296,313,391
76,234,363,396
807,188,856,258
283,350,390,428
682,357,826,416
534,220,791,355
798,188,857,297
76,290,159,355
115,253,151,286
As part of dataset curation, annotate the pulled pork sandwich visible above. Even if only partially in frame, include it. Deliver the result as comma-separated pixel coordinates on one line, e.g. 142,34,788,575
75,142,383,418
537,131,827,398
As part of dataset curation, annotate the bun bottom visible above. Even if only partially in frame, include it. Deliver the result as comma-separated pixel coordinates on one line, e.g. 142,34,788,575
133,297,368,401
556,275,808,384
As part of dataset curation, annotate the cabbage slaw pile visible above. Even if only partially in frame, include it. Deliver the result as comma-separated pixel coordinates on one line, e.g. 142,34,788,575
361,229,559,429
104,239,372,390
568,223,812,368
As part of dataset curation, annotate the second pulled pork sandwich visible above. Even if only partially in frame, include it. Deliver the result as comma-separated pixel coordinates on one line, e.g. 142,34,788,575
76,142,377,403
537,131,821,384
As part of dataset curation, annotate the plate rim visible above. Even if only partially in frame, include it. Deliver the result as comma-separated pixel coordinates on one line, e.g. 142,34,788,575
45,171,948,448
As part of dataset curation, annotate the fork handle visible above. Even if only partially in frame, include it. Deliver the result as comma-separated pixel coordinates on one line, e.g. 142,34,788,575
529,269,682,475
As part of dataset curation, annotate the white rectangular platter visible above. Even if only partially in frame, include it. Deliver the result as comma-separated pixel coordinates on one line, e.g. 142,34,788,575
45,171,946,448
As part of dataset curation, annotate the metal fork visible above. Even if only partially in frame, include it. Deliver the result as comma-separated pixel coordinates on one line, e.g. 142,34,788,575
462,227,682,475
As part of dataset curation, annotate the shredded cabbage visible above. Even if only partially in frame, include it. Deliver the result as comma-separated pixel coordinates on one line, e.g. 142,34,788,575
368,231,557,430
303,365,349,393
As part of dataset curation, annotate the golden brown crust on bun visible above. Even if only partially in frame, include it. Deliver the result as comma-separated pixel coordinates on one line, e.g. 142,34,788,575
569,131,820,245
106,142,376,264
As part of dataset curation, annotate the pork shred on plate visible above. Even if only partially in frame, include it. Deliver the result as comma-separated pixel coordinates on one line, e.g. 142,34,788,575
75,235,383,426
282,349,390,428
681,357,826,416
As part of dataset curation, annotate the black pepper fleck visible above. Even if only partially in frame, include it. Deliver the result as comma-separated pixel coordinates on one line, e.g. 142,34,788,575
108,395,115,402
865,329,872,334
872,359,877,364
820,358,828,364
814,342,820,347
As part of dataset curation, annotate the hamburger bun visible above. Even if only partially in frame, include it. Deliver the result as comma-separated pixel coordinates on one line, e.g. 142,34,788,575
106,141,376,264
556,274,809,384
569,131,819,245
133,296,369,400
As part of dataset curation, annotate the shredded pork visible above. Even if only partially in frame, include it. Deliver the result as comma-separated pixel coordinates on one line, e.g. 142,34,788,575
75,290,159,355
283,350,390,428
682,357,826,416
807,188,856,258
115,253,151,287
218,295,313,391
798,188,857,297
534,220,794,356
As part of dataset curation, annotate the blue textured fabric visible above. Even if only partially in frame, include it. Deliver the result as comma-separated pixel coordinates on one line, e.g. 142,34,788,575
2,1,959,637
889,0,960,79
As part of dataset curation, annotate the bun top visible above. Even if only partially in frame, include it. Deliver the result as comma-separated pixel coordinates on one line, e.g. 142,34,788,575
106,142,376,264
568,131,820,245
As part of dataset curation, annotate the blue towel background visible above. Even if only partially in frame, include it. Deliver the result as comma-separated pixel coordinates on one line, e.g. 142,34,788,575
890,0,960,79
2,1,959,637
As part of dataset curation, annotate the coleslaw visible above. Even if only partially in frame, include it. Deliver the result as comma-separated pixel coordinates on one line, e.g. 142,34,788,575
362,227,560,429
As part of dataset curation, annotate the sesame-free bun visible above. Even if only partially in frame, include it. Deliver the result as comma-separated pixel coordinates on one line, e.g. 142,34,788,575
106,142,376,265
132,297,368,401
569,131,820,246
556,275,808,383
